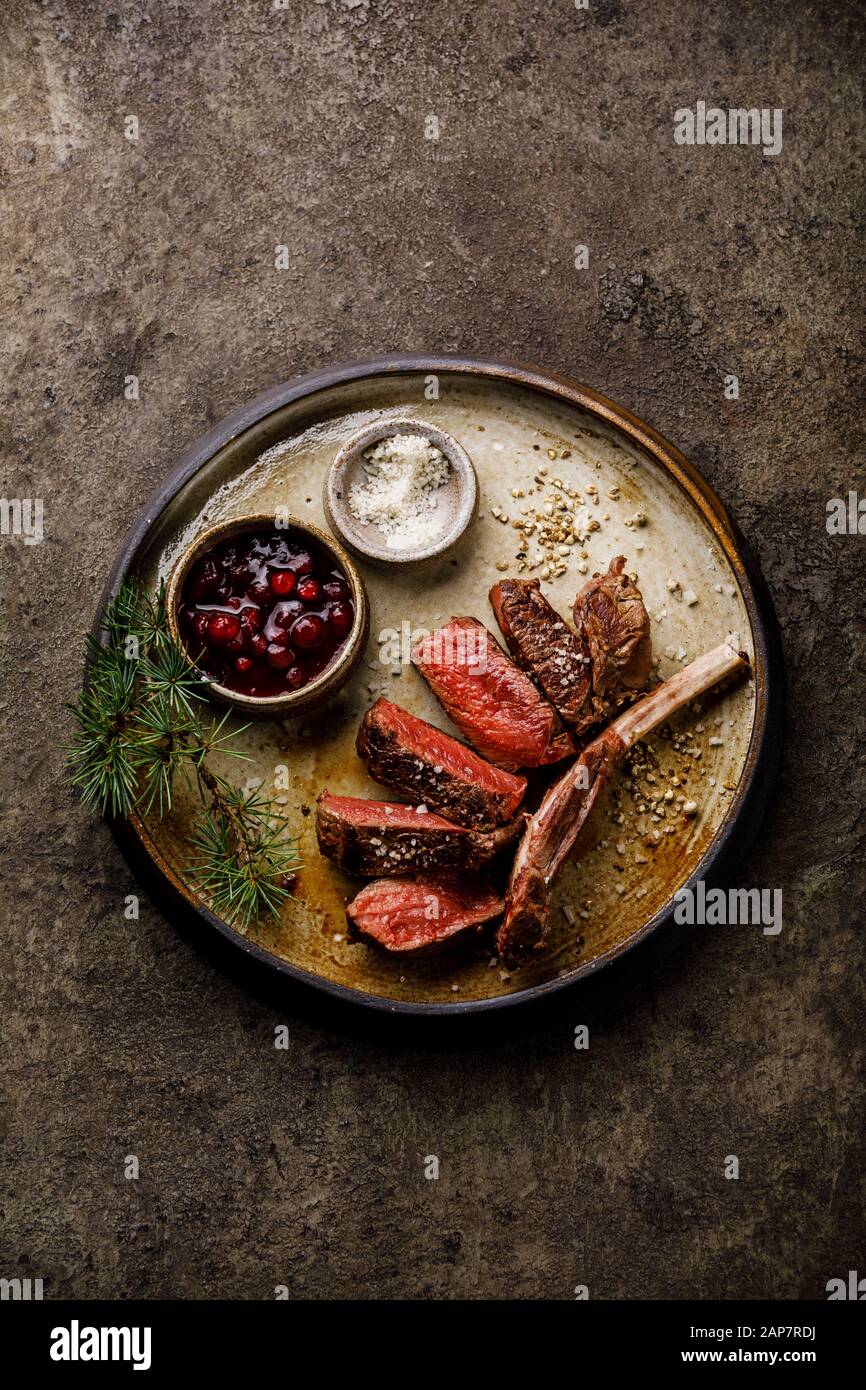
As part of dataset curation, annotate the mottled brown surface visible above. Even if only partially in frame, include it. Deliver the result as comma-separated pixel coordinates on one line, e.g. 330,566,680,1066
1,0,864,1300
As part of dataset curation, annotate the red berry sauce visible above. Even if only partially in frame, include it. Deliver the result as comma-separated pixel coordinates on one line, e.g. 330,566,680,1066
178,528,356,698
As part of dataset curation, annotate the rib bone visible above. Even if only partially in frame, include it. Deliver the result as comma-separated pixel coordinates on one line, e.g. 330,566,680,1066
497,642,749,967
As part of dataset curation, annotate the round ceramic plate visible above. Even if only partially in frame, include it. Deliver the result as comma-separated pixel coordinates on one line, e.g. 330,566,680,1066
100,356,782,1015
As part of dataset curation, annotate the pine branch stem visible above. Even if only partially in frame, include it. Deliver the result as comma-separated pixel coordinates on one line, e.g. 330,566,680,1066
196,761,255,868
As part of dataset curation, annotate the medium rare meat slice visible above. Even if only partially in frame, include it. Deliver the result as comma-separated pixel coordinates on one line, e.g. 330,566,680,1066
316,792,523,876
356,698,526,831
498,643,749,967
411,616,575,770
347,874,504,953
574,556,652,715
490,577,593,726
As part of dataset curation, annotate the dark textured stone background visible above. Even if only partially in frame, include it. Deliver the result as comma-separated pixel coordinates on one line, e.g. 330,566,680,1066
1,0,863,1301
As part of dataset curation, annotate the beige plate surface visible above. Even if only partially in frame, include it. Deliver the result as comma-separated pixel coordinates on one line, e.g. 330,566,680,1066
133,370,756,1006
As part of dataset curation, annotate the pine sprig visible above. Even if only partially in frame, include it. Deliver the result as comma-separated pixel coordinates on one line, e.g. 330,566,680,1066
189,773,298,932
66,580,301,930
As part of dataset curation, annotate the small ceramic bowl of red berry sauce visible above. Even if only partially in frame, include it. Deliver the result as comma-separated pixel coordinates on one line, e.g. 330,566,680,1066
166,515,369,717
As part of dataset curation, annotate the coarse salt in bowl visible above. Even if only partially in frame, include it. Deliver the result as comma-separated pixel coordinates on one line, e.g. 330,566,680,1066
323,418,478,570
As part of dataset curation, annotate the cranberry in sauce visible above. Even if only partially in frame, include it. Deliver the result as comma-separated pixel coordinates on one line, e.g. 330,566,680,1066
291,614,326,649
322,576,350,603
271,599,303,631
269,570,296,597
247,579,270,605
297,576,321,604
188,555,222,600
179,527,356,698
266,642,295,669
327,601,354,639
208,612,241,645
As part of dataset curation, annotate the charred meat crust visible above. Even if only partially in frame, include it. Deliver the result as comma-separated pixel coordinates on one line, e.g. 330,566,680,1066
316,792,524,877
490,577,593,725
573,555,652,713
356,698,527,831
489,558,652,734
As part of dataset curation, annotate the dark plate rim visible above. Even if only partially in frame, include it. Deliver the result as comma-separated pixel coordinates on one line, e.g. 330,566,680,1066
97,353,784,1017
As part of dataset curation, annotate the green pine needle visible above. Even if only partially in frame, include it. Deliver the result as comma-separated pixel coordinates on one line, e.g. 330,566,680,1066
189,784,300,931
66,579,302,931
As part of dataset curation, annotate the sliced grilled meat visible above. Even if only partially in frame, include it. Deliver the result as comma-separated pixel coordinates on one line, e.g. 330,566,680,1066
498,643,750,967
490,577,593,726
356,698,526,831
347,873,504,954
411,616,575,770
490,559,652,734
574,556,652,715
316,792,523,876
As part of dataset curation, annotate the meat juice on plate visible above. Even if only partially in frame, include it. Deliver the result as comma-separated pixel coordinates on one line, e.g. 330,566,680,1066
178,528,355,697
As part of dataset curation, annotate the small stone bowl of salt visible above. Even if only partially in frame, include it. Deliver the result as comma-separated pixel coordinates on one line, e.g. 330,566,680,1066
323,418,478,569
